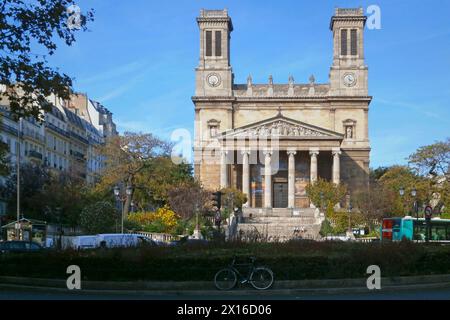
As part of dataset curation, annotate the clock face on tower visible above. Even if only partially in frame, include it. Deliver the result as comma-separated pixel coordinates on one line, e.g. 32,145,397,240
343,73,357,87
206,73,221,87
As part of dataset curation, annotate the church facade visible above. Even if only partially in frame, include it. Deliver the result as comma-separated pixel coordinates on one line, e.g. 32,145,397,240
193,8,371,211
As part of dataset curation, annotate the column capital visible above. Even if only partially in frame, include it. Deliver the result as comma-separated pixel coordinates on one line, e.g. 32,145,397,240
332,148,342,156
263,148,273,156
287,148,297,156
309,147,319,156
240,148,251,156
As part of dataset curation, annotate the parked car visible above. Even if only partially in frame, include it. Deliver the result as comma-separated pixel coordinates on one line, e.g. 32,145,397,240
0,241,43,254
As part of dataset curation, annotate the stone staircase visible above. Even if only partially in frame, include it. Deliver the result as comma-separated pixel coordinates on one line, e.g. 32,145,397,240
235,208,324,242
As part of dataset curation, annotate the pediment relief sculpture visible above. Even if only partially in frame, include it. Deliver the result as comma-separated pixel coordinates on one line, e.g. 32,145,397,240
233,120,330,138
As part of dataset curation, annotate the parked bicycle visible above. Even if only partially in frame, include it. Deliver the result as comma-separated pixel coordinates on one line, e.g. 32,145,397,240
214,256,274,290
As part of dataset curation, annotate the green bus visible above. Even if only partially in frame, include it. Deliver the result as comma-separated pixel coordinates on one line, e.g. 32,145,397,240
381,217,450,242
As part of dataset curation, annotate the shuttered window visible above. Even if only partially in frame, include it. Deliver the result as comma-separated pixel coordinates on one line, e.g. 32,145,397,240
341,29,347,55
350,29,357,55
205,31,212,56
215,31,222,56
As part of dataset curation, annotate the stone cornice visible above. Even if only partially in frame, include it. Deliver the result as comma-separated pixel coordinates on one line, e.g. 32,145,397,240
330,15,367,30
192,95,372,102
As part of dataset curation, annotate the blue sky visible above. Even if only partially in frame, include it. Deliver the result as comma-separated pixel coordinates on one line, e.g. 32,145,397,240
47,0,450,168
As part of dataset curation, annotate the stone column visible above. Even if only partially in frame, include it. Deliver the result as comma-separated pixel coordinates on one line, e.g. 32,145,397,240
287,149,297,208
263,149,272,208
309,148,319,183
332,148,341,185
241,149,250,207
220,149,228,189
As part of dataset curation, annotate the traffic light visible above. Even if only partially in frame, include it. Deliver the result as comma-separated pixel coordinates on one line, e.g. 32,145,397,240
212,191,222,210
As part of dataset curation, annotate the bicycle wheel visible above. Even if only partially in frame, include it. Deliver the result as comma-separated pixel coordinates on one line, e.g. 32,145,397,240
214,268,237,290
250,267,274,290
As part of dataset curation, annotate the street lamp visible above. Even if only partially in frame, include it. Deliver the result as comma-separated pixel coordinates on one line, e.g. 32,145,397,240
16,117,22,240
126,185,133,197
347,201,353,235
399,187,405,197
410,188,419,242
319,192,324,211
114,185,133,234
114,186,120,197
411,188,419,222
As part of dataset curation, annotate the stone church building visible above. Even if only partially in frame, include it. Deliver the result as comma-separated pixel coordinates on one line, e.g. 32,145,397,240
192,8,371,238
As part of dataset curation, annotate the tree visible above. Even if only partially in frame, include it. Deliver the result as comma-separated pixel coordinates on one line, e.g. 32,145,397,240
41,172,88,227
0,140,9,176
378,166,430,216
408,138,450,178
0,0,94,120
305,179,347,216
220,187,248,215
3,163,93,225
408,138,450,214
132,157,193,210
4,163,51,219
97,132,172,217
353,181,397,229
370,166,389,182
167,181,212,220
79,201,118,234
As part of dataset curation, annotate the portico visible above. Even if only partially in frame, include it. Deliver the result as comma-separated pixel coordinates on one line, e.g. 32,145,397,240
217,114,344,209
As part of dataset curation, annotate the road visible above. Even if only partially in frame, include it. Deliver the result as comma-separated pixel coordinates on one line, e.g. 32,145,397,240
0,287,449,300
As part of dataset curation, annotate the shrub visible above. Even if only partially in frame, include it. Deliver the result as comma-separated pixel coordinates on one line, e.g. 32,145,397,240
1,242,450,281
305,179,347,212
319,219,334,237
127,207,180,234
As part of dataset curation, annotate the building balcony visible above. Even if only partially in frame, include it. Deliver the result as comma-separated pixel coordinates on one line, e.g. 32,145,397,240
0,122,18,136
45,122,70,138
27,150,43,161
70,150,86,162
69,131,89,145
22,128,45,143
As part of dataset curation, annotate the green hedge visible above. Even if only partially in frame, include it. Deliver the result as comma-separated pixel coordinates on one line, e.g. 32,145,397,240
1,242,450,281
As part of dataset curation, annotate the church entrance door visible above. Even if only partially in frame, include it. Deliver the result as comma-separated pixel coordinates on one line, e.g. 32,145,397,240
273,182,288,208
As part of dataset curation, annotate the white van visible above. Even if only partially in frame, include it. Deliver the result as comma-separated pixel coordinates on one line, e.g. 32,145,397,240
96,234,156,248
69,235,99,250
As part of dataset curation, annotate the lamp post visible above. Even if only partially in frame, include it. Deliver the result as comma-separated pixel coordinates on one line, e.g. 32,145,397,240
399,187,405,216
319,192,324,212
114,185,133,234
347,202,353,234
411,188,418,220
15,117,22,240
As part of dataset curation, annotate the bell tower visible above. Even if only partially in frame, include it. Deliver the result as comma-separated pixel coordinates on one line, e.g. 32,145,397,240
329,8,368,96
195,9,233,97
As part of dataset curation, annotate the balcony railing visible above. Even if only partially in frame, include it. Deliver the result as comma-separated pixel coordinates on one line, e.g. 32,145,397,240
70,131,89,145
27,150,43,161
0,122,18,136
45,122,70,138
70,150,86,162
22,128,45,143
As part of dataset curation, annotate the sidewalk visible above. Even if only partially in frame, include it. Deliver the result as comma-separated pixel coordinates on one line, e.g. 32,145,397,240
1,274,449,296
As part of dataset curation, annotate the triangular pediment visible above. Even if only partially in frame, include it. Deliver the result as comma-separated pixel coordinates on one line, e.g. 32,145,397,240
218,114,344,140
